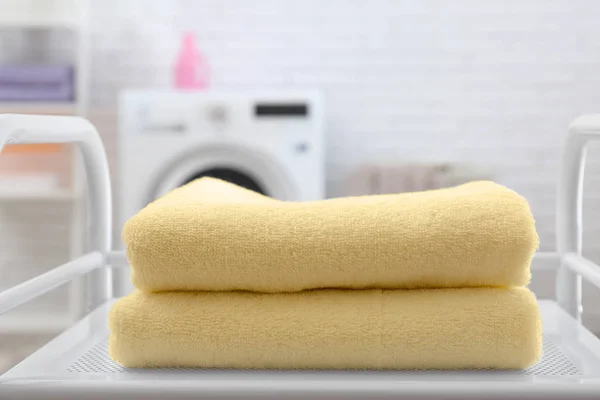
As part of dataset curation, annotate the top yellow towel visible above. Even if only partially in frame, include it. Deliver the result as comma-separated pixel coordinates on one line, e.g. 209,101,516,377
124,178,538,293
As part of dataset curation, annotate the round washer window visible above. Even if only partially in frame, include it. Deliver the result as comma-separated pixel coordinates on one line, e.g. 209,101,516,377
182,168,267,195
152,145,298,201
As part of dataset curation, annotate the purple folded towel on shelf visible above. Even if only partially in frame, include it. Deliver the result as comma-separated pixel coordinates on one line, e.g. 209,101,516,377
0,65,74,102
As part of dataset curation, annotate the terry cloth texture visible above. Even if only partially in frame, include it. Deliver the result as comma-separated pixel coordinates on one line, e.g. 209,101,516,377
109,287,542,370
123,178,538,293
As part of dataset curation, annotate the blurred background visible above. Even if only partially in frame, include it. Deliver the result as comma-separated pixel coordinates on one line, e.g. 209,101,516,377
1,0,600,372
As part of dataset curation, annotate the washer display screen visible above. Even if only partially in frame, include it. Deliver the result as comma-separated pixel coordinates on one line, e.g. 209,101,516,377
254,103,308,117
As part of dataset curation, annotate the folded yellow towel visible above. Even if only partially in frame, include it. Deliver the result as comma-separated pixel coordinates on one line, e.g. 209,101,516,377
124,178,538,293
109,287,542,369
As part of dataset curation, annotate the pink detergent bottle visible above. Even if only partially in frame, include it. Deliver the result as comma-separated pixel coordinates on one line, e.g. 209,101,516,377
174,32,209,90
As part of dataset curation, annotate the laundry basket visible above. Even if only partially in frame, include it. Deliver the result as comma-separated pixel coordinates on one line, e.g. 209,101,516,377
1,113,600,399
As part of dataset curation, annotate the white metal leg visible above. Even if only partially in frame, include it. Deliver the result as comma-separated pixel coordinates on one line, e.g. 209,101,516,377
555,115,600,320
0,114,112,312
556,140,584,320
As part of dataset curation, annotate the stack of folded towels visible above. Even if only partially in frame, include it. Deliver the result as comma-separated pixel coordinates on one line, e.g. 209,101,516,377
110,178,542,370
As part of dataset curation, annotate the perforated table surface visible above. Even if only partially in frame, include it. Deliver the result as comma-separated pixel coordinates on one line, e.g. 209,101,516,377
2,300,600,399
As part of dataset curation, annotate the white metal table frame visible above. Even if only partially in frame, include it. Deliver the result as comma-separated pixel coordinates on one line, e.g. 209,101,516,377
0,113,600,398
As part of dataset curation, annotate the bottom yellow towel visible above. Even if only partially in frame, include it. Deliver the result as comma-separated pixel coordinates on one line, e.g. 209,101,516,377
109,288,542,370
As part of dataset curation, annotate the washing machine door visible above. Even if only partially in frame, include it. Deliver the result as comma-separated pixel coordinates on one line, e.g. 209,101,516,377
152,144,299,201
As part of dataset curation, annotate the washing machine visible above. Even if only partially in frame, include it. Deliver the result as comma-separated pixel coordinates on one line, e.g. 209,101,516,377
116,90,325,294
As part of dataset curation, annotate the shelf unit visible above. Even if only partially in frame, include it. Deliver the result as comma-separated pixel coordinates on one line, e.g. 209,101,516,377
0,0,89,115
0,0,83,30
0,103,78,115
0,188,75,201
0,0,90,335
